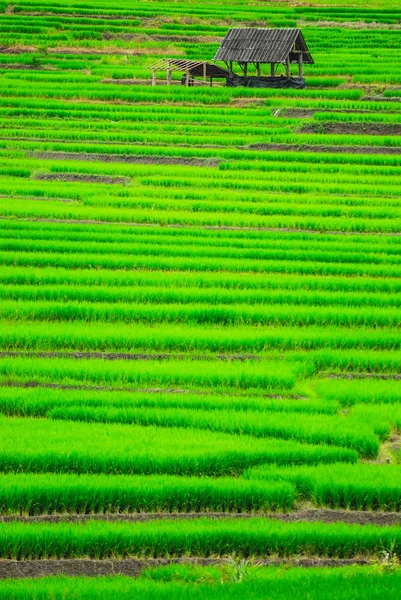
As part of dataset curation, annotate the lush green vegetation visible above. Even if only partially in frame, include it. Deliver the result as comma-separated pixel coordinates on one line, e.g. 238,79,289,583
2,518,401,559
1,567,401,600
1,0,401,593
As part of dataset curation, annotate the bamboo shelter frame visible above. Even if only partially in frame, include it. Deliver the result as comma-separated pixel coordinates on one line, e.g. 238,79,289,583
147,58,229,86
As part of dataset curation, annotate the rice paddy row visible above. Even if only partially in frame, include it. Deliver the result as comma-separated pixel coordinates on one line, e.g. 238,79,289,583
2,0,401,588
0,567,400,600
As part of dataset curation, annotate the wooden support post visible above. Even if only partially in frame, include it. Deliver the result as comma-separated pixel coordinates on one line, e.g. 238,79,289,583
298,53,303,78
167,67,171,85
270,63,275,77
229,61,233,77
152,69,156,86
210,76,213,87
243,63,248,77
256,63,261,77
185,70,189,86
203,61,207,83
285,56,290,77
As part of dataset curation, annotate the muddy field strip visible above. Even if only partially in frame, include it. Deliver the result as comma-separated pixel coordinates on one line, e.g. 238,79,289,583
0,557,374,579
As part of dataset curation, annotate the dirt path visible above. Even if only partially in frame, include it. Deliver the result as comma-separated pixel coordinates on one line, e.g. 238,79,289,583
3,216,401,236
3,510,401,526
321,372,401,380
103,32,223,43
0,380,302,400
33,172,131,185
301,122,401,136
0,351,260,362
31,151,220,167
247,143,401,155
0,556,372,579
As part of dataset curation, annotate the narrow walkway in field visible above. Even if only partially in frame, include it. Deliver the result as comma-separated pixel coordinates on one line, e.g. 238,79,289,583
2,510,400,526
0,556,375,580
3,216,401,236
321,372,401,380
0,351,261,362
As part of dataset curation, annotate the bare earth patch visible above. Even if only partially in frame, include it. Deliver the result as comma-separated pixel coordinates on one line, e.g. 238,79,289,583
247,143,401,155
103,32,223,43
33,172,131,185
299,19,401,30
0,351,260,362
5,215,401,236
4,10,141,20
31,151,220,167
0,556,371,579
0,380,303,400
300,122,401,136
2,510,401,526
322,372,401,381
0,64,50,70
47,46,184,56
0,45,36,54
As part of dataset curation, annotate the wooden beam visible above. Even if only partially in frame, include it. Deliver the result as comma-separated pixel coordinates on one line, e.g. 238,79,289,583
243,62,248,77
167,64,171,85
185,70,189,86
152,69,156,86
270,63,275,77
203,61,207,83
298,53,303,78
229,60,233,77
285,56,290,77
256,63,261,77
210,75,213,87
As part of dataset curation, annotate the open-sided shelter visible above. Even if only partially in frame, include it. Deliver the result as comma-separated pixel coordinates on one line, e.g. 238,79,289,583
147,28,313,89
147,58,228,87
214,28,313,88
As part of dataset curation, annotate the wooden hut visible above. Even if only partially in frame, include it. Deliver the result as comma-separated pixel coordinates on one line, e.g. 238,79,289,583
147,28,313,89
214,28,313,88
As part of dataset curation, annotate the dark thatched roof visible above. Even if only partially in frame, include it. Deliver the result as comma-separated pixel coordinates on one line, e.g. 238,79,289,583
214,28,314,64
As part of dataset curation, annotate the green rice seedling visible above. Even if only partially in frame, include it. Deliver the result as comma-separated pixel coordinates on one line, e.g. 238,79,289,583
0,517,399,559
2,220,400,260
3,244,401,277
2,263,401,296
0,567,400,600
311,379,401,406
246,463,401,511
0,356,307,390
351,404,401,433
0,416,357,475
4,227,401,265
0,386,339,417
2,298,400,328
0,472,295,515
293,348,401,374
2,320,400,354
48,404,379,457
2,281,401,311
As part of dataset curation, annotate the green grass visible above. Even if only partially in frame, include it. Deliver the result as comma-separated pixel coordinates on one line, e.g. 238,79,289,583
0,385,339,416
1,518,400,559
1,0,401,576
46,404,379,457
246,463,401,511
0,416,356,476
1,567,401,600
0,356,307,390
0,472,295,514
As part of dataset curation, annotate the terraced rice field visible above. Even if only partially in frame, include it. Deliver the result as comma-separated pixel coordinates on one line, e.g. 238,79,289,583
2,0,401,596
